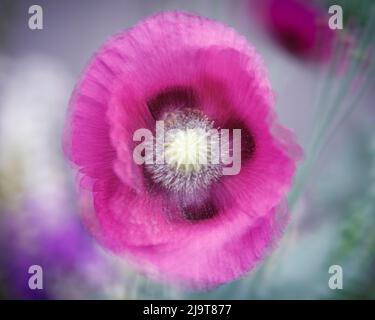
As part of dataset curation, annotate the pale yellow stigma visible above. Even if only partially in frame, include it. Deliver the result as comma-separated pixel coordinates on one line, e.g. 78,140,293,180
164,128,210,173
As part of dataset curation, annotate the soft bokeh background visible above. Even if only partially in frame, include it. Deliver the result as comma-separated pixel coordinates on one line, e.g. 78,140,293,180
0,0,374,299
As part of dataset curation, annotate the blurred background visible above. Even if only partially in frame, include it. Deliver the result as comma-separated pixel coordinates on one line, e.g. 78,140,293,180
0,0,374,299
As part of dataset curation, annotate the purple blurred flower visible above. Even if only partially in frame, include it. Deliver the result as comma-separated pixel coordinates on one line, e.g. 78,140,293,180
0,197,113,299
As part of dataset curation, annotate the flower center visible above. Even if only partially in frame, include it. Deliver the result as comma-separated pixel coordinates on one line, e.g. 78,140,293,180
146,109,222,195
164,128,211,173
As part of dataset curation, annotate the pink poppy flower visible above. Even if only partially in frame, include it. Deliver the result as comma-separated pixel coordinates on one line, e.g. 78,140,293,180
250,0,335,62
63,12,302,289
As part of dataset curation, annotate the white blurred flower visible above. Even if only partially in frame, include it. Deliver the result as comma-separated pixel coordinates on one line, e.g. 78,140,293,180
0,54,74,216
